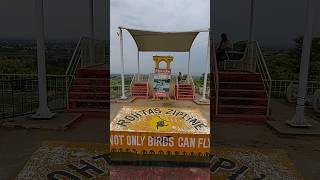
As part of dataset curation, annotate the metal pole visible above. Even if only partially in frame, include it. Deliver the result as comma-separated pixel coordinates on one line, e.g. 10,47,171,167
200,35,210,102
137,51,140,81
248,0,256,72
89,0,95,66
187,51,191,83
287,0,316,127
31,0,54,119
187,51,191,75
120,28,127,99
248,0,255,43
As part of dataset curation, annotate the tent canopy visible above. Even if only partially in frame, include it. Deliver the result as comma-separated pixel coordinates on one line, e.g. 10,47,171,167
120,27,209,52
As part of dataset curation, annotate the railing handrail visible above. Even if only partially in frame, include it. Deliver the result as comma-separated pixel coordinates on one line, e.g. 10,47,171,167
253,41,272,115
175,74,179,99
188,74,196,99
130,74,136,96
212,37,219,115
255,41,272,82
65,37,83,76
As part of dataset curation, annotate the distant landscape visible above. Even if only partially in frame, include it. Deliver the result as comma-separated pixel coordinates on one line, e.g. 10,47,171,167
1,36,320,82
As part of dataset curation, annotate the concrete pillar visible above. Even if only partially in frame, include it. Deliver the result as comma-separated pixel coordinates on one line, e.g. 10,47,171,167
120,28,127,100
31,0,55,119
287,0,316,127
89,0,95,66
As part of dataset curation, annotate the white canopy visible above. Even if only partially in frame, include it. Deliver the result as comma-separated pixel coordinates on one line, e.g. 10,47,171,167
120,27,209,52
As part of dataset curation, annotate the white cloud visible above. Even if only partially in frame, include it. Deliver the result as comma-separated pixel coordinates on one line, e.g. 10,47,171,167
110,0,210,75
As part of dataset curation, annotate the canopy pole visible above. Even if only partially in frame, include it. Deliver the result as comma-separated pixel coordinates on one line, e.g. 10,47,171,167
31,0,54,119
248,0,255,43
89,0,95,66
247,0,256,72
137,51,140,81
187,51,191,75
200,35,210,102
287,0,316,127
187,51,191,83
120,28,127,100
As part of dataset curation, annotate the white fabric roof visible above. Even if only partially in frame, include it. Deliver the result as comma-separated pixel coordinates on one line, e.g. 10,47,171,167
120,27,209,52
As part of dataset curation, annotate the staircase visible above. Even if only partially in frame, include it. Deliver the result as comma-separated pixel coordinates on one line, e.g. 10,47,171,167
131,82,149,99
175,84,194,100
215,71,269,122
68,68,108,114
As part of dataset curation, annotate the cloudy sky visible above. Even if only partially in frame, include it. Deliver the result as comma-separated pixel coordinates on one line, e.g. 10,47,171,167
110,0,320,75
0,0,319,75
213,0,320,48
110,0,210,75
0,0,107,40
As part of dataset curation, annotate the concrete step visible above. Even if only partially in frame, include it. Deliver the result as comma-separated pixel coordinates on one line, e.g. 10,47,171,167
132,95,149,99
69,99,108,109
219,97,268,106
76,68,108,78
69,92,109,100
218,72,262,82
218,105,267,115
219,82,264,90
70,85,108,92
214,114,268,123
219,89,267,98
73,78,108,86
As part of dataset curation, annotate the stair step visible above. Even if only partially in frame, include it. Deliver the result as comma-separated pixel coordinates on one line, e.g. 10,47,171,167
219,97,268,106
132,95,149,99
219,89,267,98
215,114,268,122
76,69,108,78
219,82,264,90
218,72,262,82
132,87,148,90
69,92,109,99
132,93,148,95
218,105,267,115
73,78,108,85
69,99,108,103
70,85,108,92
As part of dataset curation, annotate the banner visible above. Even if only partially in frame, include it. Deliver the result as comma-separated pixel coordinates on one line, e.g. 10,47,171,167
153,68,171,98
111,106,210,155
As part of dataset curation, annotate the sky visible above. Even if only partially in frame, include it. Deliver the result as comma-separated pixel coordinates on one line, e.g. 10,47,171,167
0,0,319,74
213,0,320,48
0,0,107,40
110,0,210,75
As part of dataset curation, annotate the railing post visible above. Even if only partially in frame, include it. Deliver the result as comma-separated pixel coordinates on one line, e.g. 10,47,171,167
200,35,210,102
119,28,127,100
31,0,55,119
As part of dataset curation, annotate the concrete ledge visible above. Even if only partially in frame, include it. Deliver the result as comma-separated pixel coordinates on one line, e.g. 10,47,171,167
116,97,136,103
266,120,320,136
1,112,82,131
193,98,210,105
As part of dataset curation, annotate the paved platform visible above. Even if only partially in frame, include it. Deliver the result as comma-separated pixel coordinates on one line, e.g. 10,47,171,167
268,99,320,136
1,112,82,130
16,141,303,180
